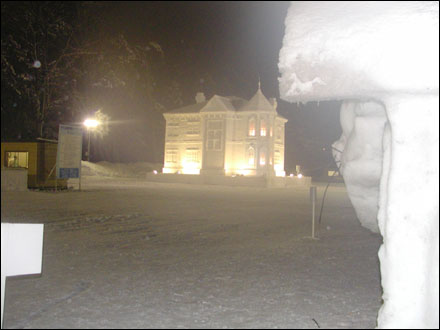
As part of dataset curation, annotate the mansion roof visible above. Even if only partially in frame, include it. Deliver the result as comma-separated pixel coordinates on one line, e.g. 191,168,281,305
165,88,279,115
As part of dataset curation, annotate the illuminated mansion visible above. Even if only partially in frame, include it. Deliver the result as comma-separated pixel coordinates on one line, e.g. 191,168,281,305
162,86,287,177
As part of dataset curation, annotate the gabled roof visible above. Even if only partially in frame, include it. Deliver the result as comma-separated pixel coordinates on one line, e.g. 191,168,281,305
164,101,208,114
164,89,276,115
200,95,235,112
225,96,248,110
239,88,276,112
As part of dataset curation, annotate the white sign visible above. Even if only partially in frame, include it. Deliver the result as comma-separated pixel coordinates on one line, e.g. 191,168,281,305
56,125,83,179
1,223,44,328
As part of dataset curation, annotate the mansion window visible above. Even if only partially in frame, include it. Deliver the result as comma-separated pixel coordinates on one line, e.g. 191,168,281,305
186,128,200,136
185,148,200,163
274,150,281,165
206,120,223,151
276,126,283,141
186,117,200,123
248,117,256,136
165,149,178,163
260,119,267,136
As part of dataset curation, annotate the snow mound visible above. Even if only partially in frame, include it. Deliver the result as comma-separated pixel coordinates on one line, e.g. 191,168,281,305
81,161,161,178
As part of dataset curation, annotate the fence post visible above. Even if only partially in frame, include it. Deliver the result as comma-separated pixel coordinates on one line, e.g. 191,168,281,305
310,186,317,239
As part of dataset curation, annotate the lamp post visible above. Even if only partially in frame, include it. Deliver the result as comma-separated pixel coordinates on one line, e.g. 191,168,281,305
83,119,99,161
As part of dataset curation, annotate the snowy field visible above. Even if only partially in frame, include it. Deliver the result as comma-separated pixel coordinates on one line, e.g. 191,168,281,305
2,170,382,328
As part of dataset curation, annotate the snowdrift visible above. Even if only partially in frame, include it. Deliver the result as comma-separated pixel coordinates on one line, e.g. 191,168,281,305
81,161,162,179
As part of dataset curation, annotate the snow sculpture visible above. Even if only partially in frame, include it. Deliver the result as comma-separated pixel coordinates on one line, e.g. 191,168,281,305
1,223,44,328
279,2,439,328
332,101,387,233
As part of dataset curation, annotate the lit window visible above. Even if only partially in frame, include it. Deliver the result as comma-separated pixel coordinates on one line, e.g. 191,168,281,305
248,118,256,136
185,148,199,163
5,151,29,169
274,150,281,165
165,150,178,163
260,150,266,166
248,147,255,167
260,119,267,136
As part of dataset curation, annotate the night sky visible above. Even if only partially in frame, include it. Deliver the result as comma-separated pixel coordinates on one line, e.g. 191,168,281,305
2,1,342,174
104,1,341,173
100,1,290,98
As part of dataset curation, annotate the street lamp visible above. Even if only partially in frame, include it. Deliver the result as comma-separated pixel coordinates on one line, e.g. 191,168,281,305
83,119,100,161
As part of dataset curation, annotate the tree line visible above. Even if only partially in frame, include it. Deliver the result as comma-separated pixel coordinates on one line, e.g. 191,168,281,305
1,2,188,162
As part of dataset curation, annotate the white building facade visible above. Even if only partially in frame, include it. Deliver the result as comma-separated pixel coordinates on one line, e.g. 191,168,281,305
163,87,287,177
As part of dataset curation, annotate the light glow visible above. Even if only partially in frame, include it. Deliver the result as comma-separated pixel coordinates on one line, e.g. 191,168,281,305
248,149,255,166
181,157,201,175
275,170,286,177
236,169,254,176
84,119,100,128
260,151,266,166
181,168,200,175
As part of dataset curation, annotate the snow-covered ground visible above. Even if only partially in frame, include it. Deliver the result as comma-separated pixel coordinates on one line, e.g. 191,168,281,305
1,165,382,329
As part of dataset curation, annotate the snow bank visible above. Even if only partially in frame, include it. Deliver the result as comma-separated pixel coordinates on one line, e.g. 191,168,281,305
1,169,28,192
81,161,161,178
279,1,439,328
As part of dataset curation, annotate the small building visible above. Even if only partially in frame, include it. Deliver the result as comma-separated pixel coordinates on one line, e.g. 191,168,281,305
162,86,288,177
1,140,67,189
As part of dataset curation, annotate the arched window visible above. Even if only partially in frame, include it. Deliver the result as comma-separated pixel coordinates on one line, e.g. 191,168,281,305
248,146,255,167
248,117,256,136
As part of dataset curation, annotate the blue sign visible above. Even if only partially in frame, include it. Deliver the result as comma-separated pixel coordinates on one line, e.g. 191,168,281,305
56,125,83,179
58,168,80,179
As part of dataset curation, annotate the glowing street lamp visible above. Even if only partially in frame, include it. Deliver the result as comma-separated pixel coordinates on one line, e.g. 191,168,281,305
83,119,100,161
84,119,99,128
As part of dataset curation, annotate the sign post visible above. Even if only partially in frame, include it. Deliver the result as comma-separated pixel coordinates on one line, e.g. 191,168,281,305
56,125,83,190
1,223,44,328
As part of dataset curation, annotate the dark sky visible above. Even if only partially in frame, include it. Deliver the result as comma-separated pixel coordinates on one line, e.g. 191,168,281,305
82,2,341,172
102,1,289,98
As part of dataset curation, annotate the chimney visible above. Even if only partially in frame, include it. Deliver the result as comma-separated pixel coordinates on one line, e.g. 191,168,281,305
195,92,206,104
